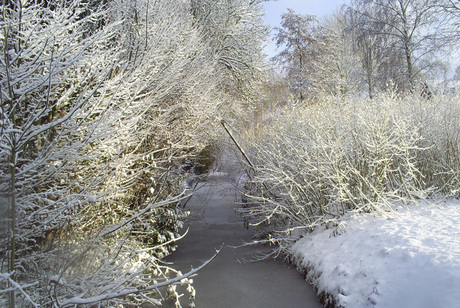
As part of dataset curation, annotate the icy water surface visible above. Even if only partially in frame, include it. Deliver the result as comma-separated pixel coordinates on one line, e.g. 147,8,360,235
163,173,320,308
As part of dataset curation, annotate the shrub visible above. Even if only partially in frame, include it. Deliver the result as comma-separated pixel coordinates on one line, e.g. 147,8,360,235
240,93,460,250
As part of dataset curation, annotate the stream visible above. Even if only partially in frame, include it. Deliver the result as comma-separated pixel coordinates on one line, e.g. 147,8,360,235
163,172,321,307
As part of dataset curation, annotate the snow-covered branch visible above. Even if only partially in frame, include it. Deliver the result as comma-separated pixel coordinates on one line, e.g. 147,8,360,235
58,245,222,307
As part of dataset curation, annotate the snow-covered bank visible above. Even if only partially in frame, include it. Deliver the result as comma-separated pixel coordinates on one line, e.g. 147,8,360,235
291,200,460,308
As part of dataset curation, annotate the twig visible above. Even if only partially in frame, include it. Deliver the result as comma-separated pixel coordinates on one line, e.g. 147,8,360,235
59,244,223,307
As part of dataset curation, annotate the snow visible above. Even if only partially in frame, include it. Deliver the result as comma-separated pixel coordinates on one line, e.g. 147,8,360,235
291,199,460,308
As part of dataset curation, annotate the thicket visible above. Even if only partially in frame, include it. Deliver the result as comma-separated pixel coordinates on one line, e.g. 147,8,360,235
240,93,460,252
0,0,266,306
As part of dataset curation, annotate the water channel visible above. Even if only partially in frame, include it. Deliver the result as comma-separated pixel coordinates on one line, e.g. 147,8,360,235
163,172,321,307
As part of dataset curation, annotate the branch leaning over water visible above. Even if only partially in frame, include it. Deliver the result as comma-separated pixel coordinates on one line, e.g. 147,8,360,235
57,244,224,307
221,119,256,176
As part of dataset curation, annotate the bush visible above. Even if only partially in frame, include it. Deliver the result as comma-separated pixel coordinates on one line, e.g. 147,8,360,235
240,93,460,250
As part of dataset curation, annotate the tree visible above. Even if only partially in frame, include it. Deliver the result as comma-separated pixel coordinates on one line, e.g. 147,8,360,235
190,0,269,119
1,0,270,305
351,0,453,91
346,6,386,98
273,8,361,101
272,9,318,101
0,1,114,305
0,0,231,306
314,9,361,98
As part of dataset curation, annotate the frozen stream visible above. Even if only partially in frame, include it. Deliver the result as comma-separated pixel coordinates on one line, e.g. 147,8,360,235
163,172,321,307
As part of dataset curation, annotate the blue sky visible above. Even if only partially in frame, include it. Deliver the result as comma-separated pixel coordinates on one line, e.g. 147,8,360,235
262,0,350,58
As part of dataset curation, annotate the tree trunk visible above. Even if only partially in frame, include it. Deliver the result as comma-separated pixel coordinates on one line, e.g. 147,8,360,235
405,41,415,90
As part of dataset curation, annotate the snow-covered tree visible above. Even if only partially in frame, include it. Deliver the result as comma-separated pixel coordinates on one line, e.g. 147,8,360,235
312,9,361,98
0,0,236,306
0,1,116,305
350,0,453,91
190,0,269,118
272,9,318,101
346,6,389,98
272,8,361,102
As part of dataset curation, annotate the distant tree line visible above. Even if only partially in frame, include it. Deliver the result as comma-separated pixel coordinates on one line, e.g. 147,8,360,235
273,0,460,101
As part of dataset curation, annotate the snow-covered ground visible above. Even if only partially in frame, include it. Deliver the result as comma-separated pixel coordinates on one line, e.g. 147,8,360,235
291,199,460,308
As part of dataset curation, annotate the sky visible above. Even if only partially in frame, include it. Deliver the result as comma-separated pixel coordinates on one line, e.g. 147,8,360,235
262,0,350,59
